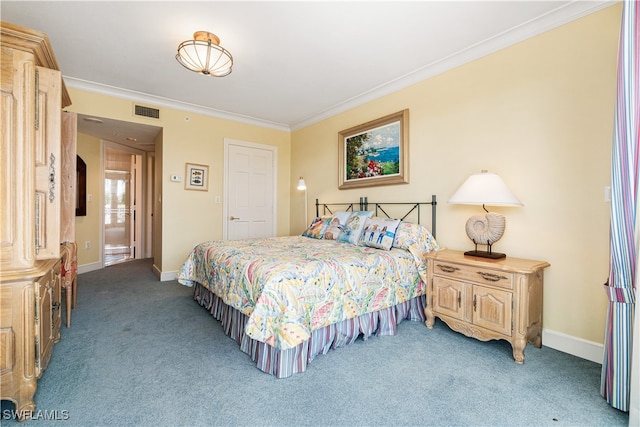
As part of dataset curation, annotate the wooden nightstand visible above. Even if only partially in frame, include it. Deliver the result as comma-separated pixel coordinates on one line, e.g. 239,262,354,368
425,249,550,363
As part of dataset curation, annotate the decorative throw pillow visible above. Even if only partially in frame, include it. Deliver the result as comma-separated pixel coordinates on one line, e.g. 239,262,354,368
361,217,402,250
301,217,331,239
336,211,374,245
323,211,353,240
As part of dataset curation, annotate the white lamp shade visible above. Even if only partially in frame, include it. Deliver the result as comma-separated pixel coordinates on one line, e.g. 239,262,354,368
297,177,307,191
448,171,523,207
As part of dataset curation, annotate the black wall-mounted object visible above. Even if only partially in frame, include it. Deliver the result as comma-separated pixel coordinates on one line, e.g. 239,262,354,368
76,155,86,217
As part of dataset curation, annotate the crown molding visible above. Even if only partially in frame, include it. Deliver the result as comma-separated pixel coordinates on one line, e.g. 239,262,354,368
64,77,291,132
290,0,616,130
65,0,614,133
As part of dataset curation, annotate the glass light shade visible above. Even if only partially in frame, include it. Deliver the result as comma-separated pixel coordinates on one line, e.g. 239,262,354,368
297,177,307,191
176,31,233,77
448,170,523,207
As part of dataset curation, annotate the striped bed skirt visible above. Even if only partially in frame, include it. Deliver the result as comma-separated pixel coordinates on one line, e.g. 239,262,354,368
192,282,426,378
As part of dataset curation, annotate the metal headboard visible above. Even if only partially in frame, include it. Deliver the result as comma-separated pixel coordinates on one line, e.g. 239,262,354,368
315,194,437,238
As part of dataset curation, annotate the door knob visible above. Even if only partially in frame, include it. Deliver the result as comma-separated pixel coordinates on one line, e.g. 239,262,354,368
230,216,240,221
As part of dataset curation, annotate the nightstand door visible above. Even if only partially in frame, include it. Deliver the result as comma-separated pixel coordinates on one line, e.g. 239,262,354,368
432,276,468,321
472,286,512,336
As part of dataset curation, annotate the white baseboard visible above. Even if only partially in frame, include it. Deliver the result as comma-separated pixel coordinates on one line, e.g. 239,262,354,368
543,328,603,364
153,264,177,282
78,261,176,280
630,407,639,427
77,262,102,275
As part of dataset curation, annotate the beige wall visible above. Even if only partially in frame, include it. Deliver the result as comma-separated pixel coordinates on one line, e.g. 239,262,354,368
68,91,291,274
291,5,621,345
75,132,102,266
153,131,163,271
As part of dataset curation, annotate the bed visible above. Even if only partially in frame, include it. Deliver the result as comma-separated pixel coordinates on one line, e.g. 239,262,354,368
177,196,439,378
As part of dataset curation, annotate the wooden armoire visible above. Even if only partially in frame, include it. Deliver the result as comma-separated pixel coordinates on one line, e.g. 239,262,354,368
0,21,74,420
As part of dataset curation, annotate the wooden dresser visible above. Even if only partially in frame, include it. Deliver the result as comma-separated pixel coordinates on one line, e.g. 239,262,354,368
0,259,62,417
1,21,72,420
425,249,550,363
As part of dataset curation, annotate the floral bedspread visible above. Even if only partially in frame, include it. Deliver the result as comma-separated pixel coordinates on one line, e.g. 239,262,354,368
177,236,427,350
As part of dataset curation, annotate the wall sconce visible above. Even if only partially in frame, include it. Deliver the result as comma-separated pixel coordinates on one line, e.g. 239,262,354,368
448,170,523,259
297,177,308,226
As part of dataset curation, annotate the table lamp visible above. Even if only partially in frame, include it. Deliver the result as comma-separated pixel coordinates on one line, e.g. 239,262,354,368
448,170,523,259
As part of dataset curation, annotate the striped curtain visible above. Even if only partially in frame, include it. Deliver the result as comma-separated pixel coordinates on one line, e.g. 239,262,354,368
601,0,639,412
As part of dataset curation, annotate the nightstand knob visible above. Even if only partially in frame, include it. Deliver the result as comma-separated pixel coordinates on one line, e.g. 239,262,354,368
436,264,459,273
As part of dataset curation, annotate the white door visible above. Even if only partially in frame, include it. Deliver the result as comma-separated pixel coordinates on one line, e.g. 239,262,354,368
224,139,277,240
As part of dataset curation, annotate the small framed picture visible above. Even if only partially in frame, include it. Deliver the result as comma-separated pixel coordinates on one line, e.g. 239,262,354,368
185,163,209,191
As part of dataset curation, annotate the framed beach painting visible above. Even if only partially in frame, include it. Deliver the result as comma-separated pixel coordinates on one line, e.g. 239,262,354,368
338,109,409,190
185,163,209,191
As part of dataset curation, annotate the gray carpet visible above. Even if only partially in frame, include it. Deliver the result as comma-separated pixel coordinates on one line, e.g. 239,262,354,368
1,259,629,426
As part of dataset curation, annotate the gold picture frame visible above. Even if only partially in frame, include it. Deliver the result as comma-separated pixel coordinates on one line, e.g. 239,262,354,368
185,163,209,191
338,109,409,190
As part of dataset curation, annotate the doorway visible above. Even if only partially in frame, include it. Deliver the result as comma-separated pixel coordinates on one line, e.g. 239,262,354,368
104,144,143,266
77,114,159,270
104,170,131,265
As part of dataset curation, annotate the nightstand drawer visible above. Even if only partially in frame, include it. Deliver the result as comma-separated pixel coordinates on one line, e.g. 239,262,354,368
432,262,514,290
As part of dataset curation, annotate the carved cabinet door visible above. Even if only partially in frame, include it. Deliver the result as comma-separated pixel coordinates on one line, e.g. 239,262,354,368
472,286,512,336
34,66,61,260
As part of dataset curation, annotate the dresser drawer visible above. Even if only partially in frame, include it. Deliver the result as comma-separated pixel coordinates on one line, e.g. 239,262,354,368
432,262,514,290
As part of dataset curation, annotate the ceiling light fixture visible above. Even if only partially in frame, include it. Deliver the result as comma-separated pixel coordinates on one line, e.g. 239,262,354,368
176,31,233,77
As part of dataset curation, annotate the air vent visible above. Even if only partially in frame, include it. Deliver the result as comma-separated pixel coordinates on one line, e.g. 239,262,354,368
133,104,160,119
